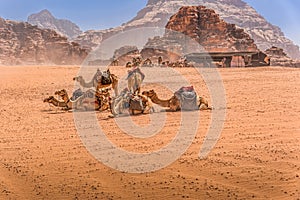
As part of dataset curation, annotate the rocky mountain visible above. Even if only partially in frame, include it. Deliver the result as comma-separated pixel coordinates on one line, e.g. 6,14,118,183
141,6,258,61
28,9,82,39
265,46,300,68
74,0,300,59
0,17,88,65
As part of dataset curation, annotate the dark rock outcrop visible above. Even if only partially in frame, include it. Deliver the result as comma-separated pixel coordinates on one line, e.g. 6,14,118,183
0,17,89,65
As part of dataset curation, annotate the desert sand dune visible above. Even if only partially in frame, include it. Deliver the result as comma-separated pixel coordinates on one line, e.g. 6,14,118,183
0,66,299,199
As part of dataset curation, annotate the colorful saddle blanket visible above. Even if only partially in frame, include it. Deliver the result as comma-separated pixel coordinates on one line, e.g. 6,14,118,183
175,86,198,111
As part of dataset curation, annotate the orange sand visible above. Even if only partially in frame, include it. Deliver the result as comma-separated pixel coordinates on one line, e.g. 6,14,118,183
0,66,299,199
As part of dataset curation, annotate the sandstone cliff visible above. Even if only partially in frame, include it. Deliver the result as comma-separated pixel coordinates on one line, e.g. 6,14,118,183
141,6,258,61
0,17,88,65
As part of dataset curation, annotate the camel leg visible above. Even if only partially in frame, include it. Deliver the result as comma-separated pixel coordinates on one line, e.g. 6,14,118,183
112,81,119,96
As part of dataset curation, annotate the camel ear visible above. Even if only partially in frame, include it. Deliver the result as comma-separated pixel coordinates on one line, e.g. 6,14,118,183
150,89,154,92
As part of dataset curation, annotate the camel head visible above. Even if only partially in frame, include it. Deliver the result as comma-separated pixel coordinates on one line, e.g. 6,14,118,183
55,89,67,97
73,76,83,81
43,96,54,103
142,90,156,98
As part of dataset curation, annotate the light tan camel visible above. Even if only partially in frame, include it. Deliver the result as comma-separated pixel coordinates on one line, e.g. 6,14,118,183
127,69,144,94
73,69,118,96
142,89,211,111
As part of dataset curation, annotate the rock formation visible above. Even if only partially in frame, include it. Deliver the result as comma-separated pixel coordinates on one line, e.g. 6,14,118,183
0,17,89,65
141,6,258,61
265,46,300,67
28,9,82,39
73,0,300,59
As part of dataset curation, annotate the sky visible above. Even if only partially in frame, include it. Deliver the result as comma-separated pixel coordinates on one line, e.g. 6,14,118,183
0,0,299,46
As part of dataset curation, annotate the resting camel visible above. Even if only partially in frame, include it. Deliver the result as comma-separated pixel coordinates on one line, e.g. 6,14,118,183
142,89,211,111
126,62,133,68
54,89,84,110
43,96,69,110
55,89,110,111
132,57,142,67
110,88,153,117
127,68,145,94
142,90,180,111
73,69,118,96
142,58,153,67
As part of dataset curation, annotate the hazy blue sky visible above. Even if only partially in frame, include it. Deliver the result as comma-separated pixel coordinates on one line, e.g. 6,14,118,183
0,0,299,45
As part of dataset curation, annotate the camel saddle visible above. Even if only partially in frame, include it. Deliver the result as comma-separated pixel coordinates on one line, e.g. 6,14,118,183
129,95,145,111
175,86,198,111
71,88,84,101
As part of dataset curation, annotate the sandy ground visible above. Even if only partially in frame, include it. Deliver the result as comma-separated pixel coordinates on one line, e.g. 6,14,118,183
0,65,299,200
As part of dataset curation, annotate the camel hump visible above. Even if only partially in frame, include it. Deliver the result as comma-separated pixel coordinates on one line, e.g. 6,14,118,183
175,86,198,111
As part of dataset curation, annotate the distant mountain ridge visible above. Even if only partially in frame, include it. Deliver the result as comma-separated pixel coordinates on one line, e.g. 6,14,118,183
27,9,82,39
73,0,300,59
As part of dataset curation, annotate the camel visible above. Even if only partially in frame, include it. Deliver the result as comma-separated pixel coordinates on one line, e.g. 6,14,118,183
126,62,133,68
54,89,83,110
126,67,145,94
142,90,180,111
43,96,69,110
142,89,211,111
55,89,110,111
158,56,163,65
142,58,153,67
132,57,142,67
73,69,119,96
110,88,153,117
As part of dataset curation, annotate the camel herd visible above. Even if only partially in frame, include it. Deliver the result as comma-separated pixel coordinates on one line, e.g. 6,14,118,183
119,56,194,68
43,66,211,117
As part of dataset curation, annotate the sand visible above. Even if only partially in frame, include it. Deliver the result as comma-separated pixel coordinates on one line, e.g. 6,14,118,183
0,66,299,199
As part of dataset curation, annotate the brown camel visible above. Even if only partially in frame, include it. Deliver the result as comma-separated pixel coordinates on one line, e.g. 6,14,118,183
54,89,83,110
142,89,211,111
73,69,118,96
142,58,153,67
55,89,110,111
43,96,69,109
142,90,180,111
126,62,133,68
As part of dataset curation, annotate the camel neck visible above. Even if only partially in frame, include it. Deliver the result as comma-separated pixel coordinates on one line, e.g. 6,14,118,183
51,98,66,107
150,94,170,107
